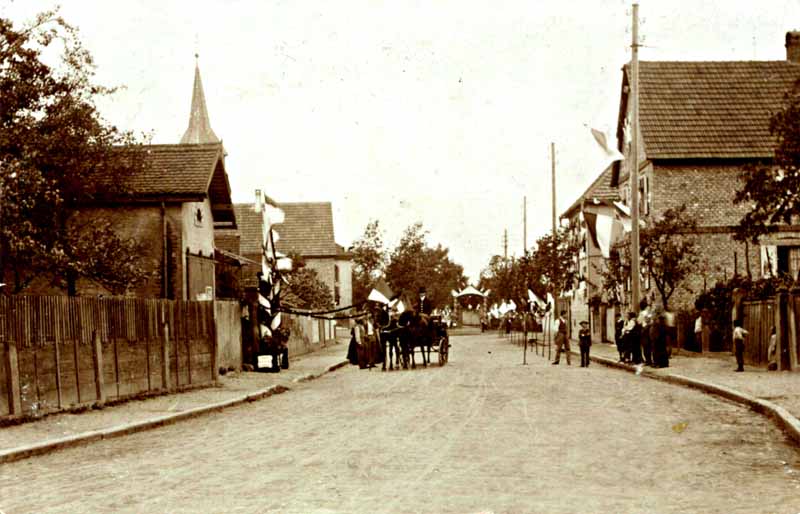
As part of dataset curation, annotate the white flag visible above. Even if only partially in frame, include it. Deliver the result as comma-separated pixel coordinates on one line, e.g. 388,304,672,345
591,128,624,162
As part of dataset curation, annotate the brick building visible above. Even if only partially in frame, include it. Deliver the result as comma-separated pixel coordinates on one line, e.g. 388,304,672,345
608,33,800,311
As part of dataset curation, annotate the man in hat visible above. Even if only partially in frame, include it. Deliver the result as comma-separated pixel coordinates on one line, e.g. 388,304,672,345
578,320,592,367
552,310,571,365
417,287,433,316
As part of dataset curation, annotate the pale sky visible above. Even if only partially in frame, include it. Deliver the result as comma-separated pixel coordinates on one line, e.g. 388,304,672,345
3,0,800,281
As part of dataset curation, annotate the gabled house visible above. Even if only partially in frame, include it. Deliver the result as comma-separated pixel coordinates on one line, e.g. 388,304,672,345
609,32,800,310
28,61,241,299
232,197,353,309
276,202,353,308
76,142,237,299
560,165,620,340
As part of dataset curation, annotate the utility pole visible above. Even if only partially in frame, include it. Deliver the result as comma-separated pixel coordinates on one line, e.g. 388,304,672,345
523,196,527,254
551,143,556,239
503,229,508,261
629,3,642,309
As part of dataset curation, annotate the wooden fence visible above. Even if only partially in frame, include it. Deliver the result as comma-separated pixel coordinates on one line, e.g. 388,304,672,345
1,296,217,418
742,299,775,366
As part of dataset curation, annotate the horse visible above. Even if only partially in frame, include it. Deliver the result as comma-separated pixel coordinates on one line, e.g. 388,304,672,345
380,318,403,371
397,309,436,368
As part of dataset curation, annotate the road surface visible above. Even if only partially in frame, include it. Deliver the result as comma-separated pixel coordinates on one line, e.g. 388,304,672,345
1,332,799,513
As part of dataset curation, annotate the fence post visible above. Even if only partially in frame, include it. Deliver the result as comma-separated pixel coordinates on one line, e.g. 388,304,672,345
4,341,21,415
776,288,790,371
91,330,106,405
211,302,219,382
789,285,800,371
161,307,172,391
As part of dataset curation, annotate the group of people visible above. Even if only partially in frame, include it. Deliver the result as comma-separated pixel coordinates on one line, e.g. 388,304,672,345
614,300,672,369
347,286,434,369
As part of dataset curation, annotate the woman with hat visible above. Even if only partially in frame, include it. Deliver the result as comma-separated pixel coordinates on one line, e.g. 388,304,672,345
578,320,592,367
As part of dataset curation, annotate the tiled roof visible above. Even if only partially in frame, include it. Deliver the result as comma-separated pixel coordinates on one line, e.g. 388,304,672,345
629,61,800,159
275,203,338,257
233,204,263,257
214,230,240,255
561,165,618,219
115,143,224,196
233,201,339,259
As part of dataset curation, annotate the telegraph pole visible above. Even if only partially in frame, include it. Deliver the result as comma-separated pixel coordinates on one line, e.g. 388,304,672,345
503,229,508,261
630,3,642,309
523,196,527,254
551,143,556,239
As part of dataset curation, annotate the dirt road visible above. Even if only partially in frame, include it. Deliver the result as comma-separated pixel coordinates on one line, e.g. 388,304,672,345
1,333,799,513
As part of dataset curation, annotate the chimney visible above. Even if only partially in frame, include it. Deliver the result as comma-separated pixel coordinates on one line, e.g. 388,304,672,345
786,31,800,63
254,189,262,212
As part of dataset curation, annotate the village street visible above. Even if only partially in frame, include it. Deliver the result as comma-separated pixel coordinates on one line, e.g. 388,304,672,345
1,332,798,514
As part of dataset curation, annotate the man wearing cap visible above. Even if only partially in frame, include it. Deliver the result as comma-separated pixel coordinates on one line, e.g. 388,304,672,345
578,320,592,367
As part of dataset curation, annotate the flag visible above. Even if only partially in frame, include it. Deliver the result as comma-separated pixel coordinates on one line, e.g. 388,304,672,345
264,203,285,228
612,201,645,233
591,127,624,163
528,289,546,310
583,211,600,249
276,257,293,271
368,278,395,304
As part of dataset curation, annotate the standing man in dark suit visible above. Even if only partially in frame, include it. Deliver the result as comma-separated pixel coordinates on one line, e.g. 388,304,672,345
417,287,433,316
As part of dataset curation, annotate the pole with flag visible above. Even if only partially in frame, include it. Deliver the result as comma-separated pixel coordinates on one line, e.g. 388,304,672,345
254,192,289,372
629,2,642,310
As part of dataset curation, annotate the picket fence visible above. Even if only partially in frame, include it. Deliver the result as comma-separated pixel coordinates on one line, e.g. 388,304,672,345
1,296,218,418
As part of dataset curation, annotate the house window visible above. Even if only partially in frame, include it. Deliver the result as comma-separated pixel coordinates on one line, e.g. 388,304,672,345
334,286,341,305
638,175,649,215
194,207,204,227
777,246,800,279
334,264,340,283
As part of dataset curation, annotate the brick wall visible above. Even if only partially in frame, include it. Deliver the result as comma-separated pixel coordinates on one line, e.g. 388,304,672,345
650,163,751,226
616,162,765,311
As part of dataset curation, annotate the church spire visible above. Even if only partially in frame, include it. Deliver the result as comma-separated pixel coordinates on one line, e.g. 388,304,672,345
180,55,220,144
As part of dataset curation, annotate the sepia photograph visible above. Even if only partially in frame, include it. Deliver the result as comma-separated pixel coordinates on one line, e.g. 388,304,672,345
0,0,799,512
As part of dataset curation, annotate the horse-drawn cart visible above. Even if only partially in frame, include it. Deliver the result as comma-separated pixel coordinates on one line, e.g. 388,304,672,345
430,315,450,365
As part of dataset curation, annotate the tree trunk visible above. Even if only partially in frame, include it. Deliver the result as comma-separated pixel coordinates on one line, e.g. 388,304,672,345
66,270,77,296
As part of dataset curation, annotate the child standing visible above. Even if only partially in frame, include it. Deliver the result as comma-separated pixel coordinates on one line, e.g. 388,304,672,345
578,320,592,368
732,319,749,372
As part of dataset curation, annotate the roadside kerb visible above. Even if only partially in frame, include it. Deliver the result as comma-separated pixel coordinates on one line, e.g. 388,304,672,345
293,360,349,383
0,359,350,465
577,350,800,446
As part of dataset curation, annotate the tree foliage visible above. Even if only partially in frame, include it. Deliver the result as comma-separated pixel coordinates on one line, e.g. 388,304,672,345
282,252,334,310
350,219,386,305
1,11,150,295
735,78,800,243
478,228,579,309
598,205,698,310
384,223,467,311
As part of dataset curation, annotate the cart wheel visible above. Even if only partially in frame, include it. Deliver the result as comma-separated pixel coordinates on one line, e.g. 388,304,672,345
438,336,449,365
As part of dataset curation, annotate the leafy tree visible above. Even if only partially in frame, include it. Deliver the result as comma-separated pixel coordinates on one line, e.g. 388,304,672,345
598,206,698,310
595,246,629,307
350,219,386,305
385,223,467,311
529,228,580,298
478,229,578,311
735,78,800,243
640,206,699,310
282,252,334,310
0,10,148,294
